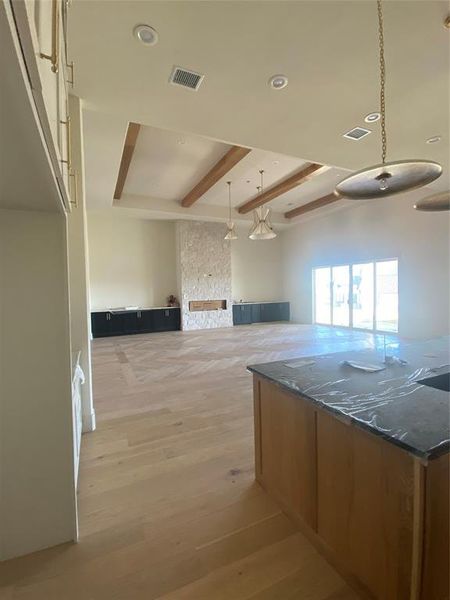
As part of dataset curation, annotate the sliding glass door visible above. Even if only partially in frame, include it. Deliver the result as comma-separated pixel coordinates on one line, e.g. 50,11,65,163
331,265,350,326
313,259,398,333
352,263,374,329
375,260,398,332
314,267,331,325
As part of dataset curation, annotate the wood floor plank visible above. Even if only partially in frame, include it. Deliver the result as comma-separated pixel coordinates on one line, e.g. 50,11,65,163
0,324,377,599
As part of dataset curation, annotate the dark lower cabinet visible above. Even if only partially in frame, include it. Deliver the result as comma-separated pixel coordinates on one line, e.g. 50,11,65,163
153,308,180,332
233,304,252,325
233,302,290,326
91,312,110,337
91,308,181,338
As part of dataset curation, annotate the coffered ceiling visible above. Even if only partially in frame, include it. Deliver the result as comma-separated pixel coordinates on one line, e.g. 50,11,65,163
111,122,350,220
72,1,449,224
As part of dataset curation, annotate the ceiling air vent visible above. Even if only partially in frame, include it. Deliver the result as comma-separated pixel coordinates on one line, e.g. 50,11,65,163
343,127,372,141
169,66,204,91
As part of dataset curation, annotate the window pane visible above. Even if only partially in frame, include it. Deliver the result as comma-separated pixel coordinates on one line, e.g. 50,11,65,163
314,267,331,324
352,263,374,330
376,260,398,332
332,265,350,326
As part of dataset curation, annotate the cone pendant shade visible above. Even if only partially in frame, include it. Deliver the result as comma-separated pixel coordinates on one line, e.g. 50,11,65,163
224,223,238,239
248,170,277,240
249,206,277,240
336,160,443,200
224,181,238,240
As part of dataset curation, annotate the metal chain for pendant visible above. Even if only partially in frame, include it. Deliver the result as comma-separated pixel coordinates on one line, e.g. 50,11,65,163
377,0,387,165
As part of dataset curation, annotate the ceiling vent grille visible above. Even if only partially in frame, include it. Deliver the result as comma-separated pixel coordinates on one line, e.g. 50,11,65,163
343,127,372,141
169,66,204,90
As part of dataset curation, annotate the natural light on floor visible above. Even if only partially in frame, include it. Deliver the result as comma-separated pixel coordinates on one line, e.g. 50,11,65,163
313,259,398,333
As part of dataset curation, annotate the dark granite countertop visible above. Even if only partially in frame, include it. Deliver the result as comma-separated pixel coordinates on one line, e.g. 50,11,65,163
248,337,450,460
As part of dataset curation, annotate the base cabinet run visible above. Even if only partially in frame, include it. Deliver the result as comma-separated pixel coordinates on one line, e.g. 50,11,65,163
233,302,290,325
91,309,181,338
253,376,449,600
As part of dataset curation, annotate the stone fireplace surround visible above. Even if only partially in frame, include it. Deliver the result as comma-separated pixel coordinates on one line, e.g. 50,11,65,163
175,221,233,331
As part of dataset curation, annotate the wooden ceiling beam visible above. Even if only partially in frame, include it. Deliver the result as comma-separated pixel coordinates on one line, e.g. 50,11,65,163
284,192,340,219
237,163,323,214
113,122,141,200
181,145,251,208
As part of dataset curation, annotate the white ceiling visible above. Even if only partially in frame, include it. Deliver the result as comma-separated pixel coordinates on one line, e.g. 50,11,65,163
72,1,450,223
125,126,230,200
117,122,350,217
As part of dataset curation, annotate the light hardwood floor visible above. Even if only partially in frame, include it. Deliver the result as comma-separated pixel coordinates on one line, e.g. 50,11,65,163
1,323,389,599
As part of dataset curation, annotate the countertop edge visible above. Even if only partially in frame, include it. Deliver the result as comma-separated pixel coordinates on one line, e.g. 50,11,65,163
248,366,449,461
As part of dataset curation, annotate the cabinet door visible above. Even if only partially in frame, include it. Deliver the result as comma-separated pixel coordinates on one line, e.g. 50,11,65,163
244,305,253,324
255,377,317,529
260,303,272,322
140,310,155,333
251,303,261,323
109,313,125,336
232,305,241,325
317,411,415,599
57,59,70,199
163,309,178,331
35,0,59,152
152,309,174,331
280,302,290,321
173,308,181,330
91,312,110,338
123,312,139,334
263,303,283,322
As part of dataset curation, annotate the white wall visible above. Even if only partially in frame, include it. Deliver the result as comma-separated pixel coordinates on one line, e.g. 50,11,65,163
0,209,76,560
87,214,177,310
88,215,286,311
281,190,450,339
231,227,284,302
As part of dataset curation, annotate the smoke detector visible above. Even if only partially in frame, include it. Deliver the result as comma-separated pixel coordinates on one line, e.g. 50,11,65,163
169,66,204,91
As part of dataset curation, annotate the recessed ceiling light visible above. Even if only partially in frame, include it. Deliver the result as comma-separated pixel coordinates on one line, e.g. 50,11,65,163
426,135,441,144
246,179,251,183
177,138,186,145
287,202,293,206
268,74,288,90
364,112,381,123
134,24,159,46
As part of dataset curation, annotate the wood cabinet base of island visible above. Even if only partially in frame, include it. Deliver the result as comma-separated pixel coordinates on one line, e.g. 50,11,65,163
253,376,449,600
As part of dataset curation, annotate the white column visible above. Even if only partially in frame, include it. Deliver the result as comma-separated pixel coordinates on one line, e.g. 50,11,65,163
67,96,95,432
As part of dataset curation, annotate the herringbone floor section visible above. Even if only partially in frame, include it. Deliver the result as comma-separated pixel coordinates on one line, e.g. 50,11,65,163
0,323,386,599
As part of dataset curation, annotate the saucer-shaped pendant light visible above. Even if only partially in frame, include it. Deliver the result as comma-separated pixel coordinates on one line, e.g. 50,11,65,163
248,171,277,240
414,191,450,212
224,181,238,240
335,0,442,200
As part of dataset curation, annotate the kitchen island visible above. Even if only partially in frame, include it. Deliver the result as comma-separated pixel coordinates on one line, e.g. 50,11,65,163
248,337,449,600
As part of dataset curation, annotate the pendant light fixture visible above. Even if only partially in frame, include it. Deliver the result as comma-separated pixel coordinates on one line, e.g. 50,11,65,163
224,181,238,240
335,0,442,200
248,170,277,240
414,191,450,212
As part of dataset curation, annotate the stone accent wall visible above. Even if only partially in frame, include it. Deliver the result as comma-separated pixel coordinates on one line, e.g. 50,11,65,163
176,221,233,331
